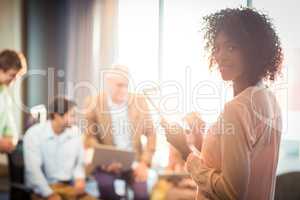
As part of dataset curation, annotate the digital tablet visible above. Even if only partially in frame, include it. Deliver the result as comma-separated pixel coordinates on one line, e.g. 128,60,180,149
90,144,135,171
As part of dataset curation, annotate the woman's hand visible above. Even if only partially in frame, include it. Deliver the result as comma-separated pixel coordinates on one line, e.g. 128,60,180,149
184,112,205,132
185,153,202,176
184,112,205,151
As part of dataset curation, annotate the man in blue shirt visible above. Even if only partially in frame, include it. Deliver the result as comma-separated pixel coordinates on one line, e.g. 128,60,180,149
24,97,97,200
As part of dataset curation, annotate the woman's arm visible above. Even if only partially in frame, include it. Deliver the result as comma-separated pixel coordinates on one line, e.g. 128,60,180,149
161,112,205,161
186,103,251,200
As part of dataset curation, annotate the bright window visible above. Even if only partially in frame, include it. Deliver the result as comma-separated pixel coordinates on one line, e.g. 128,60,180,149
118,0,160,87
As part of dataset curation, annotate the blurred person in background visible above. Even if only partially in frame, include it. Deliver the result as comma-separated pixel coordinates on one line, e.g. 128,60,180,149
84,65,157,200
24,97,97,200
0,49,26,153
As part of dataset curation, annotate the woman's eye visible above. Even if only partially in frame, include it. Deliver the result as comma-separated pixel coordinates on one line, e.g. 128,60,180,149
227,45,236,52
213,46,219,53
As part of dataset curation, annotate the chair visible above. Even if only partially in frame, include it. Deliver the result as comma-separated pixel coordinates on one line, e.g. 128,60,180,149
275,171,300,200
7,140,32,200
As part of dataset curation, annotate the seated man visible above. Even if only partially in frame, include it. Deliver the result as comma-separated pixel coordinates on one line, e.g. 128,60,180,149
0,49,26,153
84,65,156,200
24,97,97,200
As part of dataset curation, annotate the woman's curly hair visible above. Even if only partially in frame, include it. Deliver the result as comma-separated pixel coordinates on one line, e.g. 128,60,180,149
203,7,284,84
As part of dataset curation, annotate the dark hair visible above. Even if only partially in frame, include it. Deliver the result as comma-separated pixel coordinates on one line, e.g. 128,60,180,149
0,49,23,71
203,7,284,84
48,97,76,119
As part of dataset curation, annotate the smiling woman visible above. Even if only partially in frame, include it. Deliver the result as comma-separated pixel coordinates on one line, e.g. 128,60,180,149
163,7,284,200
204,8,283,86
213,31,246,82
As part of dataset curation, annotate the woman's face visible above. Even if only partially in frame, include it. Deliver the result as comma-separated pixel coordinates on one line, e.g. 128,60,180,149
213,31,246,81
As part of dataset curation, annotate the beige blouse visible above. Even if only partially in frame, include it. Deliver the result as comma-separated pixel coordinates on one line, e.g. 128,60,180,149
186,84,282,200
